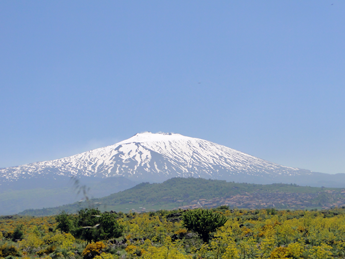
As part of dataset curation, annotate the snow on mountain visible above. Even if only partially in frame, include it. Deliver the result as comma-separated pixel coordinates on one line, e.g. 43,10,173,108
0,132,311,183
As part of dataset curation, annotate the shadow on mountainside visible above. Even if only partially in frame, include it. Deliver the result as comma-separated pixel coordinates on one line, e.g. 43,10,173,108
0,176,138,215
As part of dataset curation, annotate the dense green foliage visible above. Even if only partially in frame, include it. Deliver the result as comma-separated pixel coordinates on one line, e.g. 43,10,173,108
182,208,227,242
12,224,24,241
19,178,345,216
56,211,74,234
56,209,124,243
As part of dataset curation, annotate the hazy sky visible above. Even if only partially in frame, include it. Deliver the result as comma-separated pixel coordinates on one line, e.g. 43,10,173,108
1,1,344,174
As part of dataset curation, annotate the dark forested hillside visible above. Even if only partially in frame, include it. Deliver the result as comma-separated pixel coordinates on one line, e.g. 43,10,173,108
19,178,345,216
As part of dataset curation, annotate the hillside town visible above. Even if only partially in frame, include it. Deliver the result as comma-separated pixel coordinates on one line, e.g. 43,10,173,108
176,190,345,210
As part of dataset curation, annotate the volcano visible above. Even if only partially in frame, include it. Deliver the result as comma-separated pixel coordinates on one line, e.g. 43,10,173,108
0,132,312,184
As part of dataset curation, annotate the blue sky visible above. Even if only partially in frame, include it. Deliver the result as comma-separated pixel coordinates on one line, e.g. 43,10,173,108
1,1,344,174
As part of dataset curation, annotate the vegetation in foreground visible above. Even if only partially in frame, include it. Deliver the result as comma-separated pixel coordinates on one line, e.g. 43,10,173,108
2,206,345,258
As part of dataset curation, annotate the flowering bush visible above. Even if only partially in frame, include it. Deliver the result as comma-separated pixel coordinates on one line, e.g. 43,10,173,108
82,241,106,259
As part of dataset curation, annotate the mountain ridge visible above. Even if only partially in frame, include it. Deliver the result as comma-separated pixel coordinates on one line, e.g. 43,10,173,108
2,132,345,215
0,132,311,184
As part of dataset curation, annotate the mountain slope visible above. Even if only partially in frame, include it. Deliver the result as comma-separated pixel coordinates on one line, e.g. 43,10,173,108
19,178,345,216
0,176,138,215
0,132,310,184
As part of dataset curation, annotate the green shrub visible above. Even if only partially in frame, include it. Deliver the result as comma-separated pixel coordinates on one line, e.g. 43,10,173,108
12,225,24,241
72,208,123,243
55,211,74,233
182,208,227,242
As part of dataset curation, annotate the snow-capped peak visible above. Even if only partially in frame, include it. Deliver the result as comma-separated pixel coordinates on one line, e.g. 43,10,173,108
0,132,310,183
118,132,187,144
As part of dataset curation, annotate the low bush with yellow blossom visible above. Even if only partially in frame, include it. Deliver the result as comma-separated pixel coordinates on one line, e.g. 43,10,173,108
4,207,345,258
82,241,106,259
